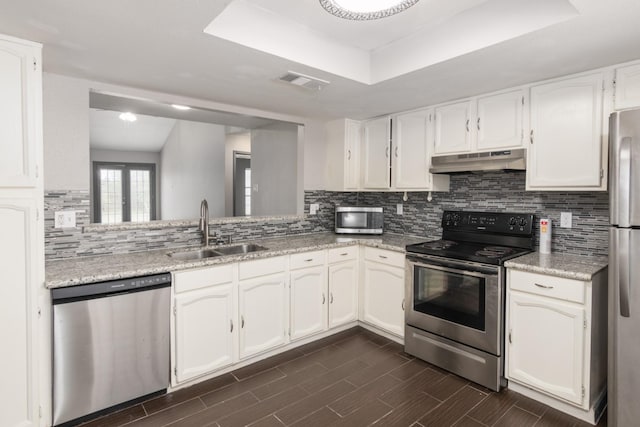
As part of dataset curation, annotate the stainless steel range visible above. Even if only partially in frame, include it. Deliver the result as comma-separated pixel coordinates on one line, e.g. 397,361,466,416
404,210,534,391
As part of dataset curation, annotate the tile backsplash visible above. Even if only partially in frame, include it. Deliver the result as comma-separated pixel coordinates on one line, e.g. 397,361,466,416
45,171,609,260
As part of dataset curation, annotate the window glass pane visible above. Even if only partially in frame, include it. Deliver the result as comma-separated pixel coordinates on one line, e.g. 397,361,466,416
130,169,151,222
245,168,251,216
100,168,123,224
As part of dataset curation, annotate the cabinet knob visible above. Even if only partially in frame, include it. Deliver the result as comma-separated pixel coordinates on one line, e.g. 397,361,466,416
395,146,399,158
347,149,351,160
241,315,245,328
330,292,334,304
466,119,470,132
230,319,234,333
530,129,534,144
401,299,405,311
534,282,554,289
477,117,480,131
385,147,389,158
322,293,326,304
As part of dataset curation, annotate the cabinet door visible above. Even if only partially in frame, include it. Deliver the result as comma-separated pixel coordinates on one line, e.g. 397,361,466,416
0,199,39,427
507,291,585,406
174,284,235,383
345,119,361,190
361,261,405,337
615,63,640,110
528,74,604,189
328,260,358,328
0,39,39,187
362,116,391,189
392,110,430,189
434,101,472,155
239,273,287,359
290,266,327,341
477,90,524,151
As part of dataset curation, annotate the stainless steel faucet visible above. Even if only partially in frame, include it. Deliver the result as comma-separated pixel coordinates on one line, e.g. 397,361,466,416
199,199,210,246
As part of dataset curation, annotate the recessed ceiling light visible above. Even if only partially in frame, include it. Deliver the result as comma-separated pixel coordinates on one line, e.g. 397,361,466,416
171,104,191,111
119,112,137,122
319,0,420,20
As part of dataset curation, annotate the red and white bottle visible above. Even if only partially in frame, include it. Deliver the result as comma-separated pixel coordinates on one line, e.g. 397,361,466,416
539,218,552,254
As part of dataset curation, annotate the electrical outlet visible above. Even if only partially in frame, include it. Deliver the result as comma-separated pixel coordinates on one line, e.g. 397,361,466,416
397,204,403,215
55,211,76,228
560,212,572,228
309,203,319,215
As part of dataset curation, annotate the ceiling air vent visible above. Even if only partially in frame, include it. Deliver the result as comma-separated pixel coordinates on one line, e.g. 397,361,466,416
278,71,330,91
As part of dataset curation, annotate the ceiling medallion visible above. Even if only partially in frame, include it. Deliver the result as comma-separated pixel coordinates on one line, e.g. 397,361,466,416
319,0,420,21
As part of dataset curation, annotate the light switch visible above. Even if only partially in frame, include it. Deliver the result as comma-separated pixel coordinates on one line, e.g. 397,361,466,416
397,204,403,215
309,203,319,215
55,211,76,228
560,212,572,228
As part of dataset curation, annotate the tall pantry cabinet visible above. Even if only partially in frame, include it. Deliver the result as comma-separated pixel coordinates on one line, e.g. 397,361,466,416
0,34,45,427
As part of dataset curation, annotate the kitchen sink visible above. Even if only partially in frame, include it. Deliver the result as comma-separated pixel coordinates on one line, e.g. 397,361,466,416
168,249,223,260
213,243,268,255
168,244,269,260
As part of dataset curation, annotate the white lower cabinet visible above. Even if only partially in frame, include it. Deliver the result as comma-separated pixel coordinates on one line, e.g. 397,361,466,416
290,265,327,341
506,268,608,422
174,283,236,383
361,248,405,337
328,258,358,328
239,272,288,359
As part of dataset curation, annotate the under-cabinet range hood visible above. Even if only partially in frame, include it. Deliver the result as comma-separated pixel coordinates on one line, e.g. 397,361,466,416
430,148,526,173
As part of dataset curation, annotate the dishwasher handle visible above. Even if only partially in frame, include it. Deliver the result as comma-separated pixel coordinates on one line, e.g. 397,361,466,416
52,273,172,304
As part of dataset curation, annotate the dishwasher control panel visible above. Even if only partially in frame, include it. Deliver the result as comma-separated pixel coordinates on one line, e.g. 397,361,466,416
52,272,172,302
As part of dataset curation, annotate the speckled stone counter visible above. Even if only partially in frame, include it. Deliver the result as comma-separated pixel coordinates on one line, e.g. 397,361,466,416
504,252,608,281
45,232,427,288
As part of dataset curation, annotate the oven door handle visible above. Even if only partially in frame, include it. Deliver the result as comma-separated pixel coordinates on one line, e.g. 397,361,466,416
408,260,498,280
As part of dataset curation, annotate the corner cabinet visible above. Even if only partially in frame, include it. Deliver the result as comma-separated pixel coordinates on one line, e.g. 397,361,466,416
527,73,607,191
361,247,405,338
0,34,43,427
506,268,607,423
328,246,359,328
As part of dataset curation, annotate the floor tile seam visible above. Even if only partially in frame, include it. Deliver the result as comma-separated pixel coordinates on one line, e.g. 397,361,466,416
345,361,408,389
201,368,287,405
513,401,547,419
466,406,503,427
490,402,542,427
417,385,484,425
368,401,395,426
453,392,493,427
161,397,212,427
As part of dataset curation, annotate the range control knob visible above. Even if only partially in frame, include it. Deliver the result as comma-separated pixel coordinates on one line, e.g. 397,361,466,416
509,217,516,226
519,218,527,226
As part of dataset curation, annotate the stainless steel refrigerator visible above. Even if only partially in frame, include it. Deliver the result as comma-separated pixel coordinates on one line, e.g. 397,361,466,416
609,109,640,427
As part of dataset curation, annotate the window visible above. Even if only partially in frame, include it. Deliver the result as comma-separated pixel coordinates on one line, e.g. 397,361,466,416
93,162,156,224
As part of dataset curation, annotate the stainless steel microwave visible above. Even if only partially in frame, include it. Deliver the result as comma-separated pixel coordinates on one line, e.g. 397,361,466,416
335,206,383,234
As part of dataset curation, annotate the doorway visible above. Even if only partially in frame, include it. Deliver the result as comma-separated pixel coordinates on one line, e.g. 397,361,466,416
233,151,251,216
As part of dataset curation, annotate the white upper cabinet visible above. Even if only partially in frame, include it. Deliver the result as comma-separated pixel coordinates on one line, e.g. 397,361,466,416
325,119,361,191
434,100,472,155
614,62,640,110
391,108,450,191
362,116,391,189
527,73,605,190
0,38,40,188
476,89,525,151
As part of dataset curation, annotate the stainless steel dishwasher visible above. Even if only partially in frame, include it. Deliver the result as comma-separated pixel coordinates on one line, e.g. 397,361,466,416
52,273,171,426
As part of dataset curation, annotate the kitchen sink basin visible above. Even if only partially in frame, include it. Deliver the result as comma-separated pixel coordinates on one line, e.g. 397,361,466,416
213,243,268,255
168,248,223,260
169,244,269,260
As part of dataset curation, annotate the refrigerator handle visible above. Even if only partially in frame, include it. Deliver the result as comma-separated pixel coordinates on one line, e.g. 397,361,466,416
620,229,631,317
618,137,632,228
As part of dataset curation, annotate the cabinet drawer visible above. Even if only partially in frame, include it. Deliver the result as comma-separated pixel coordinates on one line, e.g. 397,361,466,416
290,250,326,270
174,264,234,293
508,269,586,304
239,256,287,280
328,245,358,264
364,246,405,268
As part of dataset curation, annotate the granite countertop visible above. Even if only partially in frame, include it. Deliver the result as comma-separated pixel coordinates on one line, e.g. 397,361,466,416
504,252,608,281
45,232,427,288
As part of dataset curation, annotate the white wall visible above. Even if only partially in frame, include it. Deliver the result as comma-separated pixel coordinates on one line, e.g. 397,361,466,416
224,132,251,217
251,123,299,216
302,119,327,191
89,149,162,220
43,74,90,190
160,121,226,220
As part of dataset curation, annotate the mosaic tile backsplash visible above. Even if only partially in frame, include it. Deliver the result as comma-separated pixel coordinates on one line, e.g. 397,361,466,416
45,171,609,260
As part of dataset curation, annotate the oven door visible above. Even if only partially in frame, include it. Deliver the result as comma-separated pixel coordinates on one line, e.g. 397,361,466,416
406,254,502,356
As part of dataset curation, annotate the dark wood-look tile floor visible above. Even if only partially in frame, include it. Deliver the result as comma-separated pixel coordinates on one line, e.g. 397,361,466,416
79,327,607,427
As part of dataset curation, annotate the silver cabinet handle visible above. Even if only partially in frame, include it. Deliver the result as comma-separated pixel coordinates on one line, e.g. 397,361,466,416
241,315,245,328
304,258,313,262
230,319,234,333
466,119,470,132
330,293,334,304
340,252,348,256
508,330,513,344
395,146,399,157
385,146,389,158
347,149,351,160
530,129,534,144
322,293,326,304
379,255,388,259
401,299,405,311
477,117,480,131
534,283,554,289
